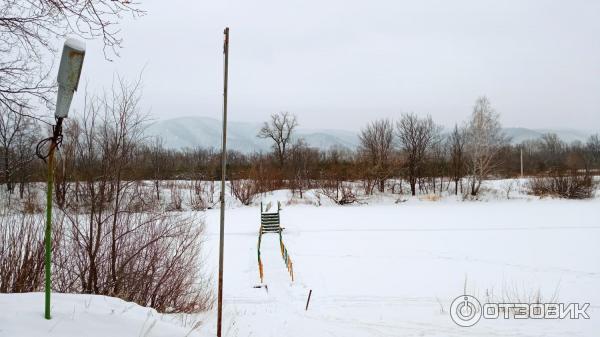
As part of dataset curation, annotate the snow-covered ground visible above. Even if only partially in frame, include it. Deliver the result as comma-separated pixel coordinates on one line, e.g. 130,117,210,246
1,180,599,336
196,189,600,337
0,293,208,337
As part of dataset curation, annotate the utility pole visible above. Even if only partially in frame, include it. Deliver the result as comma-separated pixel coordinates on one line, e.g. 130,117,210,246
40,38,85,320
217,27,229,337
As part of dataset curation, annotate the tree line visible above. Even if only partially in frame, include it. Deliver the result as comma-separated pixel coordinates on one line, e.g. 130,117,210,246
3,96,599,203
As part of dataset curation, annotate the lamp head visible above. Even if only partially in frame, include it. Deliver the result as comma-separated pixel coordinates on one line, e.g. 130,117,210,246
55,38,86,118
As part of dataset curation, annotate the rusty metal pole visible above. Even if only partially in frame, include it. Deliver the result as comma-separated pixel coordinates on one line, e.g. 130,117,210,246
217,27,229,337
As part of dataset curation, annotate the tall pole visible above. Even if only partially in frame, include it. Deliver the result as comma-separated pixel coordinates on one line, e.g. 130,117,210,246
217,27,229,337
42,37,85,320
44,137,54,320
44,118,62,319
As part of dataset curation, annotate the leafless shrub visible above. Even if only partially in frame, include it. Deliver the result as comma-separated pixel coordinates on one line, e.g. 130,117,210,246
527,171,596,199
166,184,184,212
498,179,517,200
44,78,210,313
125,181,160,213
1,76,213,314
206,180,216,205
22,185,43,214
338,185,359,205
318,180,359,205
288,140,319,199
315,192,322,206
361,176,377,196
386,179,403,195
229,179,259,206
482,282,560,317
54,210,211,313
187,180,208,211
246,158,285,194
462,276,560,317
0,210,46,292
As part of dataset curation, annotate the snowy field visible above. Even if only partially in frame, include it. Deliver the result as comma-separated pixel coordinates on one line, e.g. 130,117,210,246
196,190,600,337
1,181,599,336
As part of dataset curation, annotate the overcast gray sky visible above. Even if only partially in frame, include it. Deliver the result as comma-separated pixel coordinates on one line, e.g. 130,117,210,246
73,0,600,131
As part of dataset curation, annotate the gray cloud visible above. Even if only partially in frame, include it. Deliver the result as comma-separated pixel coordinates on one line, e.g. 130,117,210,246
72,0,600,132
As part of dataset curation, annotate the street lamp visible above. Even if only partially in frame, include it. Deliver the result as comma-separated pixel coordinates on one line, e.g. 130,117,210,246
56,38,86,118
43,38,85,320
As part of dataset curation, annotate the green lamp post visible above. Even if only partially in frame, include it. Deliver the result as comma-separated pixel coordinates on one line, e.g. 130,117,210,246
44,38,85,319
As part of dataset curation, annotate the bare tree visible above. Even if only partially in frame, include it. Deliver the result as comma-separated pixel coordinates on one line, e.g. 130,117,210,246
257,111,298,167
150,136,164,201
426,139,447,195
229,179,259,206
539,133,565,170
288,139,318,198
448,124,466,195
585,134,600,168
465,96,508,196
0,106,38,194
358,119,394,193
0,0,143,116
396,113,440,196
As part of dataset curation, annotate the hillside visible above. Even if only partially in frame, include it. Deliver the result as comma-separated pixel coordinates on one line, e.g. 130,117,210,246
503,127,594,144
146,116,597,152
145,116,359,152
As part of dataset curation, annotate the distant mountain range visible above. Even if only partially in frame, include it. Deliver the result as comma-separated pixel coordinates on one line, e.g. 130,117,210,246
145,116,359,152
146,116,598,153
503,127,594,144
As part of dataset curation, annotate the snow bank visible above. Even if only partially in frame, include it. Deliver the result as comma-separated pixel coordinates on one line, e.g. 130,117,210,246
0,293,207,337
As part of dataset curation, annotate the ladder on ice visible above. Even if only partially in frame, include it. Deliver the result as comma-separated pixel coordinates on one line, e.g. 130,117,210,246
257,201,294,283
